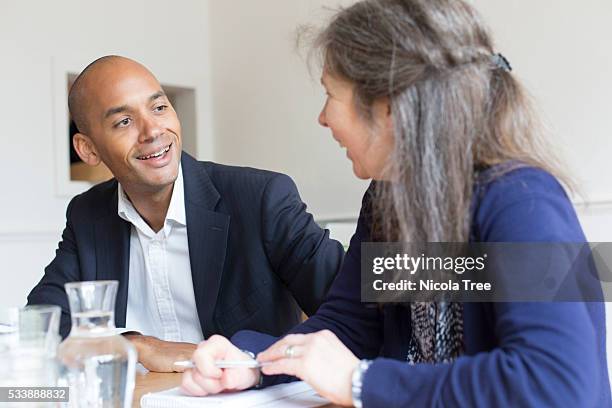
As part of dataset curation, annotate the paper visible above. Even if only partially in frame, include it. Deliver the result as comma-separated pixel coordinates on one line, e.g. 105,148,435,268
140,381,329,408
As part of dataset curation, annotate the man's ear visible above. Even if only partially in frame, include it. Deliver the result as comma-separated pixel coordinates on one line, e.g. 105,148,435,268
73,133,101,166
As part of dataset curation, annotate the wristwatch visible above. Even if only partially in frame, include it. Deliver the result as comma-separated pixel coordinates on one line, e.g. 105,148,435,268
351,359,373,408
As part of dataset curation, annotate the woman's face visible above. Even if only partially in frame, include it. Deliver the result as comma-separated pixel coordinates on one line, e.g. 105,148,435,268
319,71,394,180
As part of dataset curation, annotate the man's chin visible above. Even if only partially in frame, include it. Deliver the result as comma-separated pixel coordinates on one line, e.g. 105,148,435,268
149,171,179,189
130,167,179,194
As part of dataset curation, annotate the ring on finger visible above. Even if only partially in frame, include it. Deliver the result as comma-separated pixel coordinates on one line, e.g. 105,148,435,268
285,345,296,359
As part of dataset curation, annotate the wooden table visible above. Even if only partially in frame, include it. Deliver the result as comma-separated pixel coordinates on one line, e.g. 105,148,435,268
133,372,182,407
132,372,340,407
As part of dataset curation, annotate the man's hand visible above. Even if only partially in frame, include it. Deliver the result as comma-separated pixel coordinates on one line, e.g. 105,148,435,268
125,334,197,373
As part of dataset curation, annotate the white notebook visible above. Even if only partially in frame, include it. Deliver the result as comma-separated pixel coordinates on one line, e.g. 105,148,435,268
140,381,329,408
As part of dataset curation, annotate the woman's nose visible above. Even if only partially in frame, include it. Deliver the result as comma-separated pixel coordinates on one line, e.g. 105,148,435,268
318,109,328,128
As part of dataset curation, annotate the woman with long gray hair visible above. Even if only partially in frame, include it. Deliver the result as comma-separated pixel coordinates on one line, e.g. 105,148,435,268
182,0,610,406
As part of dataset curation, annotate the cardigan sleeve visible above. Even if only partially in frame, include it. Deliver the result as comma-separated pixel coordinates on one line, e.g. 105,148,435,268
361,168,606,407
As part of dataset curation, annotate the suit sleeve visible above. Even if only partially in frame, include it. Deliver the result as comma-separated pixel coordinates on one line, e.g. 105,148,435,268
233,208,384,351
27,197,81,338
260,173,344,316
233,215,383,386
360,184,603,407
233,186,383,387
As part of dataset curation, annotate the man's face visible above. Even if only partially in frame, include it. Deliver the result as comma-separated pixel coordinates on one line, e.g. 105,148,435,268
83,63,182,194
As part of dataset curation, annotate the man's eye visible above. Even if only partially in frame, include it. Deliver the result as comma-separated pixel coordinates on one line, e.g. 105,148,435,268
154,105,168,112
115,118,131,128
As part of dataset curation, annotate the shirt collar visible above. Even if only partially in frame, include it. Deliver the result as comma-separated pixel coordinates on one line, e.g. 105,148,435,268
117,163,187,234
166,163,186,226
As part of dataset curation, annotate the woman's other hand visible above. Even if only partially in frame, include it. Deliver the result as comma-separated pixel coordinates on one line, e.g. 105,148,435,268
257,330,359,407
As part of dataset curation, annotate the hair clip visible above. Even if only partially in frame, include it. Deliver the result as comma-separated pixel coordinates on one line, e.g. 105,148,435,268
491,53,512,72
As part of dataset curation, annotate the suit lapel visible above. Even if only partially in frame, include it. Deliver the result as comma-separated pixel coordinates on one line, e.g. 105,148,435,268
182,153,230,338
94,186,131,328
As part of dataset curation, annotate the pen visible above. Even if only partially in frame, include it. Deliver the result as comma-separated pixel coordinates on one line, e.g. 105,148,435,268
174,360,271,369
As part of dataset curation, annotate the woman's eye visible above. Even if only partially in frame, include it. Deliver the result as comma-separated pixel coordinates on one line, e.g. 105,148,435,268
154,105,168,112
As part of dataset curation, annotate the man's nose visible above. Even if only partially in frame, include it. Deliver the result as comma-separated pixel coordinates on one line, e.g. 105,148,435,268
140,114,163,143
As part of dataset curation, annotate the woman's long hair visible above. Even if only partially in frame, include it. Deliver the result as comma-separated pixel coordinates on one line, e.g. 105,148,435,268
310,0,566,243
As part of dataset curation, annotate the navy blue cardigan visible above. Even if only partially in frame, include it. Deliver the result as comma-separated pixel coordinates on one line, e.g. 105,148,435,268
233,167,611,407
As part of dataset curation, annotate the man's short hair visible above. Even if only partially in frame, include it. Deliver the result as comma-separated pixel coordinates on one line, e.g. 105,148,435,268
68,55,123,134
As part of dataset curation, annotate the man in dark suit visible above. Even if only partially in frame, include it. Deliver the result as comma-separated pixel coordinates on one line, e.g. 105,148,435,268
27,56,343,372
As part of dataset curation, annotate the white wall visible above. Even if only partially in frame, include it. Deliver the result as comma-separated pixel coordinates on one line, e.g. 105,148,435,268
468,3,612,383
208,0,612,231
470,0,612,240
474,0,612,205
0,0,213,307
209,0,369,222
4,0,610,300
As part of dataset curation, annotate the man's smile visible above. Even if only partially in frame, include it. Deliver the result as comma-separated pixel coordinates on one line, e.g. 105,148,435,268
137,143,172,160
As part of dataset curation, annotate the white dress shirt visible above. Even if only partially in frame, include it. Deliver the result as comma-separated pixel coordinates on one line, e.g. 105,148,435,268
119,164,204,344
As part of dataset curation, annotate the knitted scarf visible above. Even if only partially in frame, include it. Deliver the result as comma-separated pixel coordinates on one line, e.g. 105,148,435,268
406,301,464,364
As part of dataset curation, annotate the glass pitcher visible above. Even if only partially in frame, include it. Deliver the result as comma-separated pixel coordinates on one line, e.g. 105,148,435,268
57,281,136,407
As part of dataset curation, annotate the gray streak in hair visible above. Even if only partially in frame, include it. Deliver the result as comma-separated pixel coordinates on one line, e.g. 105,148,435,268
303,0,569,244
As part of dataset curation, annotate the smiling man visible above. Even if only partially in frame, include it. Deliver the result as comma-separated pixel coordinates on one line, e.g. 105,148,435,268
27,55,343,372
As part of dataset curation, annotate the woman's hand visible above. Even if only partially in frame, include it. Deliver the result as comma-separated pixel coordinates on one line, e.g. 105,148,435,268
181,335,260,396
257,330,359,407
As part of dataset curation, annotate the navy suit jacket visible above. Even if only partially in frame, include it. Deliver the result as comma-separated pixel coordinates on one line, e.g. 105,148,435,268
28,153,344,339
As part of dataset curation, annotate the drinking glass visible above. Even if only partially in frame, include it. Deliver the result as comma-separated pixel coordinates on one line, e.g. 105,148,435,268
0,305,61,407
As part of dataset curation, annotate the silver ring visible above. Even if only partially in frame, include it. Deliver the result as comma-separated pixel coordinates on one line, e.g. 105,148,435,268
285,345,295,359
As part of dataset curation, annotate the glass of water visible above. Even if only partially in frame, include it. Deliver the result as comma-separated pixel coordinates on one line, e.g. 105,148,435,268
0,305,61,407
